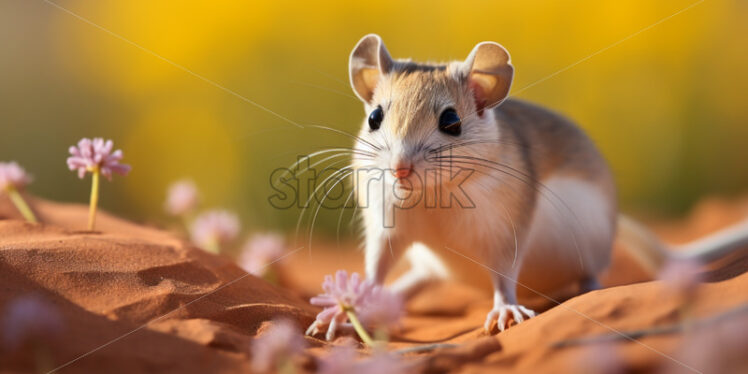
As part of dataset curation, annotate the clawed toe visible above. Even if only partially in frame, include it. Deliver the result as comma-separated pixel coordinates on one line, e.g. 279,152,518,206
484,304,535,333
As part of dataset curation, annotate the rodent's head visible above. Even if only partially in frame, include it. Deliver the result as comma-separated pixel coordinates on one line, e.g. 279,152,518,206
349,34,514,193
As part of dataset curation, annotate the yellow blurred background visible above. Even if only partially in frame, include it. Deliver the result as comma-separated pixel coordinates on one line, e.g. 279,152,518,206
1,0,747,236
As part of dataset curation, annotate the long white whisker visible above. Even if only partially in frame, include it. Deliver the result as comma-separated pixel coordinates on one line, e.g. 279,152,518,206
274,148,371,188
430,156,585,269
305,124,384,152
433,161,519,266
337,189,356,247
294,163,353,253
309,170,354,253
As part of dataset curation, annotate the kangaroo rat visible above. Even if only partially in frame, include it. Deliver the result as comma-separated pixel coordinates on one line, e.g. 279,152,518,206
308,34,748,339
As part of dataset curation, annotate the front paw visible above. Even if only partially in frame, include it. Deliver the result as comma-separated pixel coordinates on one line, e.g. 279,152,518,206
484,304,535,333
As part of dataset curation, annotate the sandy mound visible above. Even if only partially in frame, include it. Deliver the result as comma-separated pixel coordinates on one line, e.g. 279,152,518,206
1,194,746,373
0,196,316,373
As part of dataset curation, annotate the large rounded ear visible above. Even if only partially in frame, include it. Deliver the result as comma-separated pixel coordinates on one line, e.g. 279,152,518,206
349,34,394,104
462,42,514,114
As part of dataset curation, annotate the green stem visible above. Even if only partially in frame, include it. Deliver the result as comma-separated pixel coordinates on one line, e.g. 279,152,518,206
7,186,37,223
263,267,279,284
277,356,296,374
88,168,100,231
345,307,376,347
204,236,221,254
179,213,192,236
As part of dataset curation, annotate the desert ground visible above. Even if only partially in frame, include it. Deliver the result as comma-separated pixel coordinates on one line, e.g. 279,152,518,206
1,194,746,373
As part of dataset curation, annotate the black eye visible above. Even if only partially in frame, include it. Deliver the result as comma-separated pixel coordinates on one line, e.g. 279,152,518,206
368,106,384,131
438,108,461,136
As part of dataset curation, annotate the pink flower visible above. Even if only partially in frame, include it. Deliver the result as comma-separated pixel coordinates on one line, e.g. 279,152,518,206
658,258,702,297
311,271,374,325
237,233,286,276
165,180,199,216
0,161,32,191
251,319,306,373
318,346,410,374
3,294,64,351
190,210,240,251
310,270,403,330
67,138,131,180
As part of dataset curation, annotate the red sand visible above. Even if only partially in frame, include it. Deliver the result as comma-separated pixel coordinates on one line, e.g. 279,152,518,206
1,195,746,373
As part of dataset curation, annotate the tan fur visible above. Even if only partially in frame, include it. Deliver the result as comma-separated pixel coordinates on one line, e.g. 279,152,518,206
350,34,616,334
352,34,616,298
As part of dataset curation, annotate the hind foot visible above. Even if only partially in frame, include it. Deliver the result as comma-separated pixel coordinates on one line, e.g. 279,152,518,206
484,304,535,333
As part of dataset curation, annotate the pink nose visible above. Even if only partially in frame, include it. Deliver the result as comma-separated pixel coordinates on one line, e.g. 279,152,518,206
392,162,412,179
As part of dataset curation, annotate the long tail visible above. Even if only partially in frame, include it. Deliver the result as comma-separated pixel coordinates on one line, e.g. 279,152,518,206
616,214,748,275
